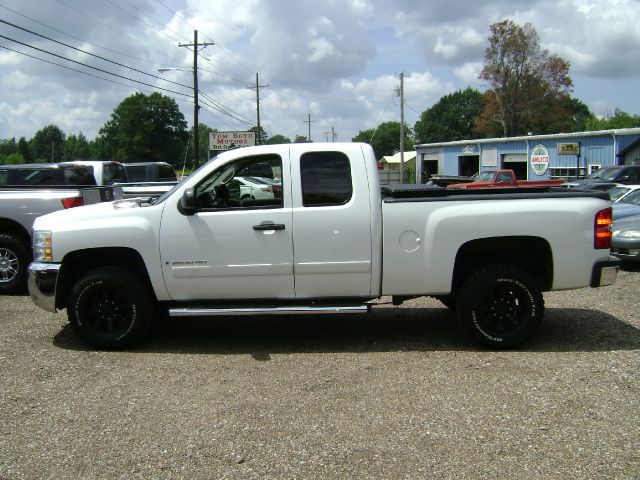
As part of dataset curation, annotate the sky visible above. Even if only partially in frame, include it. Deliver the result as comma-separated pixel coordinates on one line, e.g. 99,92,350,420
0,0,639,147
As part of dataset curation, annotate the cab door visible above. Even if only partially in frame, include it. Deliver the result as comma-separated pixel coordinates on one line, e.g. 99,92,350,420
159,147,294,301
289,144,374,298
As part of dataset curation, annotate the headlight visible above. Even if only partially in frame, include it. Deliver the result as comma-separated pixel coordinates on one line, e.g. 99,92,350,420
618,230,640,239
33,231,53,261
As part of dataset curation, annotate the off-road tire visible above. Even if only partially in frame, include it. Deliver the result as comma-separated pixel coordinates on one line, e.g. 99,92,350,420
68,267,154,349
457,265,544,349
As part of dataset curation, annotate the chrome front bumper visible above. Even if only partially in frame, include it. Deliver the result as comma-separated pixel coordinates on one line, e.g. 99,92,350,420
28,262,61,313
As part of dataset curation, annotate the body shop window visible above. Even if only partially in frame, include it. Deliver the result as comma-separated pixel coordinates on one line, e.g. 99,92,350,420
300,152,352,207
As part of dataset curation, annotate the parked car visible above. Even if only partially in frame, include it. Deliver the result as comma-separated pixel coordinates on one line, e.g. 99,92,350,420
564,165,640,189
228,176,275,200
611,215,640,262
60,160,129,186
608,184,640,203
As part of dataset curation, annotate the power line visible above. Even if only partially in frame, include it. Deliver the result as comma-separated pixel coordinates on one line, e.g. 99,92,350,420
199,91,256,126
0,18,193,91
0,34,193,98
0,3,181,69
118,0,189,42
0,43,189,102
52,0,175,61
104,0,185,44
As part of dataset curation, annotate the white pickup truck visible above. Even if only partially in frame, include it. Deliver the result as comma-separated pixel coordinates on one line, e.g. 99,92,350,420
28,143,618,349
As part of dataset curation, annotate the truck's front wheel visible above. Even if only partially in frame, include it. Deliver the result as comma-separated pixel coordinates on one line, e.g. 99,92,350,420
457,265,543,349
68,267,154,349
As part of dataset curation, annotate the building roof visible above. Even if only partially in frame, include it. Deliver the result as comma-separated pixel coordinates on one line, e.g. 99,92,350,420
381,151,417,163
416,127,640,149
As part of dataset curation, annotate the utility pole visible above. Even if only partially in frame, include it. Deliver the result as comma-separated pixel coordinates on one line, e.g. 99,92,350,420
248,73,269,144
323,130,331,142
179,30,214,168
398,72,405,183
303,113,315,142
331,126,337,142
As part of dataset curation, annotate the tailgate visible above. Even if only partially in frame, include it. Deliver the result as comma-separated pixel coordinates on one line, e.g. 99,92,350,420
81,186,123,204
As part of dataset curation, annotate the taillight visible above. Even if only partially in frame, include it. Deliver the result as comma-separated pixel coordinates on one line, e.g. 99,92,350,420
272,185,281,193
61,197,84,209
594,207,612,249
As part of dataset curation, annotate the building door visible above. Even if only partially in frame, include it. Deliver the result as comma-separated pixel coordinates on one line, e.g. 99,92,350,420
458,155,479,177
422,160,438,182
501,153,528,179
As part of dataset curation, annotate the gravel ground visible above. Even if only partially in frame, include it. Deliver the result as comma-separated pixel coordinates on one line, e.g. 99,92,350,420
1,268,639,479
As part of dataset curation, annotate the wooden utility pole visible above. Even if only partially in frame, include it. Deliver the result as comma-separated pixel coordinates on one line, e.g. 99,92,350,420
399,72,405,183
179,30,214,168
303,113,315,142
248,73,269,144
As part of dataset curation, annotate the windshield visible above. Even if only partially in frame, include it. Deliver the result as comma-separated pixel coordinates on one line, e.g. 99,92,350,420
620,189,640,206
475,171,495,182
608,186,630,202
588,167,621,181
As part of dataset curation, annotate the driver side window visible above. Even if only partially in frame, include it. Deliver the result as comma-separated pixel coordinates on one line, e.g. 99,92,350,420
195,154,283,210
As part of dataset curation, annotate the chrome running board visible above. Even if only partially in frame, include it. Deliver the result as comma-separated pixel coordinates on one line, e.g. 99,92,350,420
168,305,370,317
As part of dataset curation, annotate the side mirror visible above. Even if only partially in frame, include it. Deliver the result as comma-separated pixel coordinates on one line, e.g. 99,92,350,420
178,187,196,215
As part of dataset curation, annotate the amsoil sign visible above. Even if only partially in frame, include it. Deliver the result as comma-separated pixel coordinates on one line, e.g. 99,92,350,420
209,131,256,151
530,144,550,176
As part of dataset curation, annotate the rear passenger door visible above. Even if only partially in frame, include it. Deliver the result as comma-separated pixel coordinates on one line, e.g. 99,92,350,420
290,145,373,298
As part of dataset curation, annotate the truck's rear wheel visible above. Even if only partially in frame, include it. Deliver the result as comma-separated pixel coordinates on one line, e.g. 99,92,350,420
68,267,154,349
0,233,30,294
457,265,543,349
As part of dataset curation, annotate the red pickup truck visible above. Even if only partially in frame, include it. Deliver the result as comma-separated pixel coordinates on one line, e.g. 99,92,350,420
447,169,564,189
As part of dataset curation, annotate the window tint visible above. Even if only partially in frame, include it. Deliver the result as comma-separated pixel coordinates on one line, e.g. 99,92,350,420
104,163,128,184
0,169,7,187
159,164,177,181
16,169,57,185
300,151,352,207
496,172,512,182
64,167,96,186
125,165,147,182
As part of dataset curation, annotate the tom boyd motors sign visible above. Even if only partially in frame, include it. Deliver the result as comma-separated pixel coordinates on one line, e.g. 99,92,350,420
209,131,256,151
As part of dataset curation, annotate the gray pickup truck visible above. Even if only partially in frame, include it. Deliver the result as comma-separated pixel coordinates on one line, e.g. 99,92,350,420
61,160,179,199
0,163,122,294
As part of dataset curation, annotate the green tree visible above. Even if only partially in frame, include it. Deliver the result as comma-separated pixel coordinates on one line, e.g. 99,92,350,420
585,108,640,130
97,92,188,164
63,132,91,160
352,121,414,159
477,20,573,137
0,153,25,165
187,123,217,167
293,135,310,143
266,134,291,144
0,137,17,156
17,137,30,163
249,126,268,145
29,125,66,162
414,88,484,143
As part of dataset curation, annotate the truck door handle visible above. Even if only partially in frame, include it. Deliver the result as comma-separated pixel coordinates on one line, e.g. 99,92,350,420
253,222,285,231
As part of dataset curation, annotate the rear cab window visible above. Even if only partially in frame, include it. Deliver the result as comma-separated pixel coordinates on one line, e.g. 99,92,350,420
300,151,353,207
